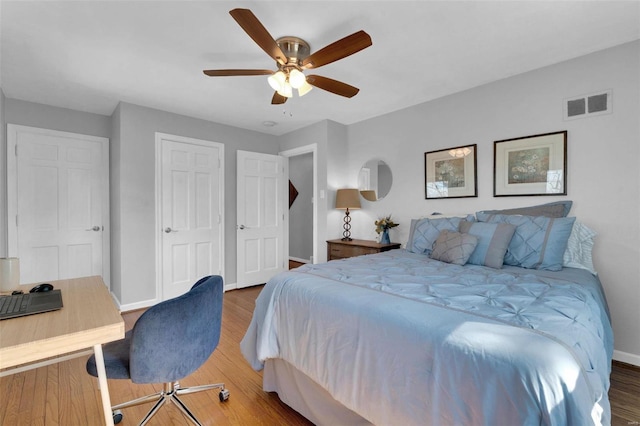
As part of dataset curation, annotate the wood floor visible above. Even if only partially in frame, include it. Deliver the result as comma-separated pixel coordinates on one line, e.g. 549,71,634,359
1,284,639,425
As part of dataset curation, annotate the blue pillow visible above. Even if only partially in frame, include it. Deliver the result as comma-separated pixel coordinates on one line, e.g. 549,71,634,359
475,212,576,271
407,217,467,255
459,220,516,269
478,200,572,218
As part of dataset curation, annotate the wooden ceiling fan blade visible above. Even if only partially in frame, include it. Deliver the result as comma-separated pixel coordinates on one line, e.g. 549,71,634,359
271,91,288,105
306,75,360,98
203,69,274,77
301,30,372,69
229,8,287,65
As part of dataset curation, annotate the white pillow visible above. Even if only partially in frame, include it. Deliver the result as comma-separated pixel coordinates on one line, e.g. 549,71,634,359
563,221,597,275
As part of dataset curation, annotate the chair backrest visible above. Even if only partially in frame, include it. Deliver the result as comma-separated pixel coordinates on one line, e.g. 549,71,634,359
129,275,224,384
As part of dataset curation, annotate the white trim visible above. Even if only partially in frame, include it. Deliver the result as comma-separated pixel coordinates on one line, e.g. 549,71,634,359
279,143,318,264
118,298,157,313
289,256,310,264
6,124,111,286
154,132,225,301
613,349,640,367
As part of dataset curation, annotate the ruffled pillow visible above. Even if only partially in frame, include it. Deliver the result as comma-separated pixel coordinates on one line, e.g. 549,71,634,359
476,212,575,271
429,230,478,266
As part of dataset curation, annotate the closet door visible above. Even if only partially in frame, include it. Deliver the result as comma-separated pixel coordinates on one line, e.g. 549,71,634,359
158,133,224,300
7,125,109,284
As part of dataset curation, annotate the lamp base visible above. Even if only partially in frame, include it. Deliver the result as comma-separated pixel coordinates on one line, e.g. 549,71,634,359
342,209,353,241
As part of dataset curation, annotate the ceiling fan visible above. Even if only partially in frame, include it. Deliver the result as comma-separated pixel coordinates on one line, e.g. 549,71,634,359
203,8,372,105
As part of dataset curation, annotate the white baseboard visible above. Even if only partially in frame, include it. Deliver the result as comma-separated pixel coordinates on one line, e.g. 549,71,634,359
118,295,157,313
613,349,640,367
289,256,310,264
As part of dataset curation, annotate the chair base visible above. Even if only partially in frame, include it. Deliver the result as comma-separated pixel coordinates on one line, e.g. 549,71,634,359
111,381,228,426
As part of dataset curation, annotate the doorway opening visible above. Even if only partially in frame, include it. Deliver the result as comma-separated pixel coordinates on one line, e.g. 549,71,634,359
280,144,317,266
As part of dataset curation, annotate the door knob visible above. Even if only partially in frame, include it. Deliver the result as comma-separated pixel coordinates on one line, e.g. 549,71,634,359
164,227,178,233
238,225,246,230
86,226,101,231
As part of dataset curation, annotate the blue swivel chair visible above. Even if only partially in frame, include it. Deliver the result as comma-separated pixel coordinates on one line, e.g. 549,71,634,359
87,275,229,425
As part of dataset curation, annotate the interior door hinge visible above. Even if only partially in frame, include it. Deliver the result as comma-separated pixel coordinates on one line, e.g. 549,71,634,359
15,215,18,227
15,145,18,156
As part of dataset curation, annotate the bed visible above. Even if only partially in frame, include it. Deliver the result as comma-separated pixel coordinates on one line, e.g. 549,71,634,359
241,204,613,425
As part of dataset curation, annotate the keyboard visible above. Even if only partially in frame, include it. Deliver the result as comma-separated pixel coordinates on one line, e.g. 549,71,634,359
0,293,28,316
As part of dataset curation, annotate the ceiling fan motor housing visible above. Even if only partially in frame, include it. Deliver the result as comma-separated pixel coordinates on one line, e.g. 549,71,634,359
276,36,310,68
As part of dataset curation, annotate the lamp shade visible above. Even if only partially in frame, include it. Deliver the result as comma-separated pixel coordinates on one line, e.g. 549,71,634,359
298,80,313,97
268,71,286,91
278,82,293,98
335,188,361,210
289,69,306,89
360,190,377,201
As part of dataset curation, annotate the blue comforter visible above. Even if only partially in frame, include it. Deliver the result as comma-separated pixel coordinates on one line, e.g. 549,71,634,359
241,249,613,425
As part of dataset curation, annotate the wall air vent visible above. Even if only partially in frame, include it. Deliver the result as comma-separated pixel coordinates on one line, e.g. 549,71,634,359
564,90,612,120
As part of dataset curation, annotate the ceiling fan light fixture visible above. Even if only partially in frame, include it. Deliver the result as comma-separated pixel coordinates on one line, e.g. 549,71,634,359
298,80,313,97
289,69,306,89
268,71,286,91
278,82,293,98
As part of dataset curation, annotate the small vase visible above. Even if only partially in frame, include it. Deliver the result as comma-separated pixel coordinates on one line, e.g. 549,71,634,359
380,228,390,244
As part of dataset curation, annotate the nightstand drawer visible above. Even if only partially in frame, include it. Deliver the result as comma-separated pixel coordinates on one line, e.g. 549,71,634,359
326,239,401,261
330,244,378,259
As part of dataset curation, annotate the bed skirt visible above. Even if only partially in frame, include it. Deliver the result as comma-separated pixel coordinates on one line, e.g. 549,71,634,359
263,359,372,426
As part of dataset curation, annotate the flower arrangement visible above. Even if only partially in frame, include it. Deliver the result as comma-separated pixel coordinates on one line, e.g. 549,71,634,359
375,215,399,234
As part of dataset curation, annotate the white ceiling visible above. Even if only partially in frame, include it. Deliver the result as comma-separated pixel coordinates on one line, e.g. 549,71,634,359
1,1,638,136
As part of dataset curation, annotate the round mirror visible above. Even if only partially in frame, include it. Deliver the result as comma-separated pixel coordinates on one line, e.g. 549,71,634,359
358,159,393,201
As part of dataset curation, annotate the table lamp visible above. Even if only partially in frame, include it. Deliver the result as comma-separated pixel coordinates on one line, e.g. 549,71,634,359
335,188,361,241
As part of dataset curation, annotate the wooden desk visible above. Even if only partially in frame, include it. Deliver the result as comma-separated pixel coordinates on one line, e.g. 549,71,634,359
0,276,125,426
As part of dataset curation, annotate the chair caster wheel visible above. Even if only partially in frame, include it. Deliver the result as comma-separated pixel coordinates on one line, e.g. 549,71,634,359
219,388,230,402
113,410,123,424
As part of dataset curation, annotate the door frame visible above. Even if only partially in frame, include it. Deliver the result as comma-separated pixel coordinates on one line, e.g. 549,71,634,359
154,132,225,300
6,124,111,285
280,143,318,265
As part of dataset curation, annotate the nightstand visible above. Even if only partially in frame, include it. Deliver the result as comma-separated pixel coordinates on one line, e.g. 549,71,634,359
326,239,401,261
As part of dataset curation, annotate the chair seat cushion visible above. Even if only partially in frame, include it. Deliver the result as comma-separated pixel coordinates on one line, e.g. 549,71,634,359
86,330,133,379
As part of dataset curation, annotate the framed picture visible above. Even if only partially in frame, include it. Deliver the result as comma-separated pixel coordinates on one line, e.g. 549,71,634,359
494,131,567,197
425,144,477,199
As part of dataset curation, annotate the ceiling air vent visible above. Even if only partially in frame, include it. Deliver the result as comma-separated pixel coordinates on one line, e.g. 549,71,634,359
564,90,612,120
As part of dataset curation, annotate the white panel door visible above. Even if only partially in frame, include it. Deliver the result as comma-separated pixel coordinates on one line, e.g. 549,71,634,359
159,134,223,300
7,125,108,284
237,150,285,288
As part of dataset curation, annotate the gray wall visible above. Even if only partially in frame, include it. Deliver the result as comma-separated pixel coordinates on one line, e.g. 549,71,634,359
344,40,640,363
0,89,5,257
4,98,111,138
278,119,349,262
288,152,313,261
1,99,279,307
113,102,278,306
